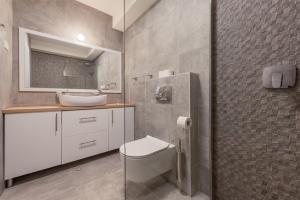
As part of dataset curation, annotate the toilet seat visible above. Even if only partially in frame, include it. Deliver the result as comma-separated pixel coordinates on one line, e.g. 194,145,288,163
120,135,176,183
120,135,170,159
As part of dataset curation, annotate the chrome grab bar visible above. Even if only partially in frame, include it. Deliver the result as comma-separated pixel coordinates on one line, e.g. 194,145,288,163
131,74,153,81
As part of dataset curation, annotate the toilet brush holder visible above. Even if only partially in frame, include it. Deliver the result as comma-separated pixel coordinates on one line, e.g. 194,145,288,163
176,139,184,194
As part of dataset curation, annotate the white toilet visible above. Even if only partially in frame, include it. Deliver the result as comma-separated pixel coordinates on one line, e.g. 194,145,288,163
120,135,176,183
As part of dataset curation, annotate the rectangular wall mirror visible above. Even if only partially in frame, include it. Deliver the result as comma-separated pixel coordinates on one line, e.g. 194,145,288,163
19,28,122,93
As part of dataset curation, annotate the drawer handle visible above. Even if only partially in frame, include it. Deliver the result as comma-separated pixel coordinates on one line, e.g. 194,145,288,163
79,140,97,148
55,113,58,135
112,110,114,125
79,117,97,123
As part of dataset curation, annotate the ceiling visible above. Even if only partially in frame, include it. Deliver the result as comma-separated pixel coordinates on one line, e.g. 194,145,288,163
76,0,158,31
30,34,103,61
76,0,134,19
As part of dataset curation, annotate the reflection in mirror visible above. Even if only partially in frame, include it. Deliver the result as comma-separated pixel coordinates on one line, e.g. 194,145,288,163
31,51,98,90
19,28,122,93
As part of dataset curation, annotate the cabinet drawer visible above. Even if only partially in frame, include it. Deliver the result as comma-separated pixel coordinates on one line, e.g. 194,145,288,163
62,132,108,164
62,109,109,136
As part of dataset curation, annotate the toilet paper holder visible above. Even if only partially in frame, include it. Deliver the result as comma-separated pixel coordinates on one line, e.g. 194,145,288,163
177,116,192,129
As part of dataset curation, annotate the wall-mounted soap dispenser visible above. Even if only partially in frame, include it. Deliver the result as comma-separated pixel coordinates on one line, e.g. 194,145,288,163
262,64,296,88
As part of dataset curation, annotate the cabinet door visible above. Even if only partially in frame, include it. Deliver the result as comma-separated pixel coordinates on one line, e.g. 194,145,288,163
5,112,62,179
109,107,134,150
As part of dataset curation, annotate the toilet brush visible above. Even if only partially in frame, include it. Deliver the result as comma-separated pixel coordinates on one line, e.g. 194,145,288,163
177,139,184,194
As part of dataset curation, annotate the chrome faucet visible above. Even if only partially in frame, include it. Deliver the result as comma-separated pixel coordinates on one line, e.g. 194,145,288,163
100,82,117,90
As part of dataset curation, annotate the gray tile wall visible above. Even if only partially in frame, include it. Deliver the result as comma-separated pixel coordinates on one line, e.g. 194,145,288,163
11,0,124,106
213,0,299,200
31,51,97,89
125,0,211,197
0,0,13,193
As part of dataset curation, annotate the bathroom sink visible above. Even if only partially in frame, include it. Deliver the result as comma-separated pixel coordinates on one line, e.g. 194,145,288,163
58,94,107,107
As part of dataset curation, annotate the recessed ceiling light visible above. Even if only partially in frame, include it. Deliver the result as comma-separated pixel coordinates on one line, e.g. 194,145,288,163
77,33,85,42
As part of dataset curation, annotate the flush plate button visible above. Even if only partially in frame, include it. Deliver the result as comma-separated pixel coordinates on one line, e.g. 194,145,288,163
263,64,296,89
155,86,172,103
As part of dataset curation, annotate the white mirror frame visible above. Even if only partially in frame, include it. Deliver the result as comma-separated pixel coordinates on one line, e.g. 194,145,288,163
19,27,122,94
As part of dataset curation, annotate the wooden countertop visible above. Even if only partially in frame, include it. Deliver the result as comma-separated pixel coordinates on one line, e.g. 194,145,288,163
2,103,135,114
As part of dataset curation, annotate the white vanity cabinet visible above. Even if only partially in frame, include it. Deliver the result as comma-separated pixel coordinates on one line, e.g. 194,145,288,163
4,106,135,183
5,112,62,180
109,107,135,150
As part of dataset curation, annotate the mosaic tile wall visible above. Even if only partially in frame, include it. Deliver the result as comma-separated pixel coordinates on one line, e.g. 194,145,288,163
213,0,299,199
31,51,97,89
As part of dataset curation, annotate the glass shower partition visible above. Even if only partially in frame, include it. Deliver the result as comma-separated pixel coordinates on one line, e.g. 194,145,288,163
123,0,212,200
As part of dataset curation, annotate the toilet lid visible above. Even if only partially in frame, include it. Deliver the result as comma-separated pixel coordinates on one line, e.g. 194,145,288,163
120,135,170,158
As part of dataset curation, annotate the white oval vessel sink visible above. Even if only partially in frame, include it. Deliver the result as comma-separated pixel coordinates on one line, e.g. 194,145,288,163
58,94,107,107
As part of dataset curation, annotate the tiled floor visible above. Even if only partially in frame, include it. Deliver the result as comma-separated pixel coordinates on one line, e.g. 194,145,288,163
0,152,207,200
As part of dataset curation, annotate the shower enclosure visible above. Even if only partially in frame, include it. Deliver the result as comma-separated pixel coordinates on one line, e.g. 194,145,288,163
0,0,211,199
123,0,212,200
